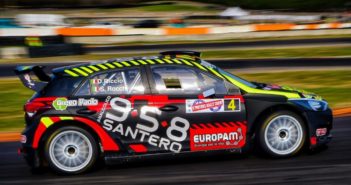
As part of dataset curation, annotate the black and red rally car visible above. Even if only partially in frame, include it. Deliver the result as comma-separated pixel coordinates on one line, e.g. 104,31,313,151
15,51,332,174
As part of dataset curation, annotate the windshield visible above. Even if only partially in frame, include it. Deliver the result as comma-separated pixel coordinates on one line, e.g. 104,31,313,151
200,60,257,88
218,69,257,88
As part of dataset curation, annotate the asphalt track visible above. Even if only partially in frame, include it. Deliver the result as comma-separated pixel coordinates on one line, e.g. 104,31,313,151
1,57,351,77
0,116,350,185
86,37,351,52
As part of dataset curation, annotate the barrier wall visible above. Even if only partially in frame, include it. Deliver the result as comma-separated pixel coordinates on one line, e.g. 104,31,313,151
0,23,350,37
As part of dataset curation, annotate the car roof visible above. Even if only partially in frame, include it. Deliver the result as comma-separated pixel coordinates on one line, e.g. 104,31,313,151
52,54,213,78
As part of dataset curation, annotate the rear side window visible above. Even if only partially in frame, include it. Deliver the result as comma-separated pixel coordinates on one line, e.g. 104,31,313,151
42,77,83,96
76,68,145,96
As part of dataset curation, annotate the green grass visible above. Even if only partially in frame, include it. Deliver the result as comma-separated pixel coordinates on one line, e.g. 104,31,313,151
237,70,351,108
1,69,350,132
0,78,33,132
202,46,351,59
87,34,351,47
2,46,351,64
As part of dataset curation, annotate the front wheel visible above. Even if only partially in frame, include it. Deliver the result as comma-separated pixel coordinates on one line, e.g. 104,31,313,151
44,126,98,174
258,111,306,158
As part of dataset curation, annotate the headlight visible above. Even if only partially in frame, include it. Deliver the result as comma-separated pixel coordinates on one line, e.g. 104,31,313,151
289,99,328,111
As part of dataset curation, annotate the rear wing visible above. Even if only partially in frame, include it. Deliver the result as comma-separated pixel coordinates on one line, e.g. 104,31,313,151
14,65,51,92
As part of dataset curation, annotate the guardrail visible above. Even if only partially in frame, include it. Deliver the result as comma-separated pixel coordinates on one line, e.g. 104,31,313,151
1,23,351,37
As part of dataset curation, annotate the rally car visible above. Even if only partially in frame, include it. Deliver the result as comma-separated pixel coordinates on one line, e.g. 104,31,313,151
15,51,333,174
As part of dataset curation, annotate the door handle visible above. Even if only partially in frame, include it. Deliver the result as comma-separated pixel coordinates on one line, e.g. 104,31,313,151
77,109,97,115
159,105,178,112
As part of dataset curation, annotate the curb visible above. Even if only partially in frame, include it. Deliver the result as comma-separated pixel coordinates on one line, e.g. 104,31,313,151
1,108,351,143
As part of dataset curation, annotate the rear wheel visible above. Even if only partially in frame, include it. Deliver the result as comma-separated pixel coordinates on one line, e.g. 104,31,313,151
44,126,98,174
258,111,306,158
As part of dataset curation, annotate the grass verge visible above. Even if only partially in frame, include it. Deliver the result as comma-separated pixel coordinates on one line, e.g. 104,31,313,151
0,69,350,132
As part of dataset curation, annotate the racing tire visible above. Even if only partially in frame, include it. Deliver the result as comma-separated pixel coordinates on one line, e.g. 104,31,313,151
44,126,98,174
257,111,306,158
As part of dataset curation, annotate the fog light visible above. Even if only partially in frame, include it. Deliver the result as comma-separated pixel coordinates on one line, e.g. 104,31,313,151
316,128,327,137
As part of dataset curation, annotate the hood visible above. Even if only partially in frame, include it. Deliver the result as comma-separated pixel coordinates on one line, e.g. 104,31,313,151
258,83,322,100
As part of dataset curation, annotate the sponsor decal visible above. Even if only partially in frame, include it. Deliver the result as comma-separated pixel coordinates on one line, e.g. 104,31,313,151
190,122,246,151
102,97,189,153
186,98,240,113
316,128,327,136
24,74,35,87
53,97,98,111
97,96,111,123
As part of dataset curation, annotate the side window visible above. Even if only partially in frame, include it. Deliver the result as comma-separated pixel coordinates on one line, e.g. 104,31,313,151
151,66,201,94
199,72,228,95
76,68,145,96
151,65,230,95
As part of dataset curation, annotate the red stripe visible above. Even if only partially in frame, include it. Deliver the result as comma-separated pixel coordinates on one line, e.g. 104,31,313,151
74,117,119,151
32,123,47,149
129,144,148,153
50,117,61,123
224,95,245,103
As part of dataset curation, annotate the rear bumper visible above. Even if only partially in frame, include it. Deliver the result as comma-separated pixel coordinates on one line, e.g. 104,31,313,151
19,145,41,168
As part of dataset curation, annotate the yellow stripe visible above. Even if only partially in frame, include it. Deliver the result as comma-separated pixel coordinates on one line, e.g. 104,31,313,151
64,69,79,77
80,66,93,74
97,64,108,70
137,60,148,65
192,62,207,71
73,68,88,76
41,117,54,128
88,65,100,72
130,60,140,66
105,63,115,69
122,61,131,67
59,116,74,120
113,62,123,68
163,59,173,64
179,59,193,66
172,59,183,64
155,59,165,64
146,59,155,64
207,67,224,79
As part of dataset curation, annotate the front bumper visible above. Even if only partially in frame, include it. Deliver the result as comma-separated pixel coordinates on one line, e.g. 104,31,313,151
303,108,333,148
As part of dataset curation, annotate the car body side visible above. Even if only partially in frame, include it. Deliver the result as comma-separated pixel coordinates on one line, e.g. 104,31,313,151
19,59,333,169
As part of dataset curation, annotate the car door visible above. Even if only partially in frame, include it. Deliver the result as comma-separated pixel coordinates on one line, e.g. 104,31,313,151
74,67,163,155
147,64,247,153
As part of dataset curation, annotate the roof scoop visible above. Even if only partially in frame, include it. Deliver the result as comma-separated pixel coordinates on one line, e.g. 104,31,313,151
160,50,202,59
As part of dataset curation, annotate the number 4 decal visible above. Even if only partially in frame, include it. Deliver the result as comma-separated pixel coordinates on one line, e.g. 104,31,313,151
224,99,241,112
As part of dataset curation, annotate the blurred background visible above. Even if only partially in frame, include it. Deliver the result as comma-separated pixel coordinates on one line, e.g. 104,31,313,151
1,1,351,184
1,0,351,132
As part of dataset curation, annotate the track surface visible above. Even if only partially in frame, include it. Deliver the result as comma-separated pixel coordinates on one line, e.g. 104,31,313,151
0,116,350,185
1,57,351,77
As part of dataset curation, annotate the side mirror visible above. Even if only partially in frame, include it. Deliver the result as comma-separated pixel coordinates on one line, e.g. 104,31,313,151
202,88,216,98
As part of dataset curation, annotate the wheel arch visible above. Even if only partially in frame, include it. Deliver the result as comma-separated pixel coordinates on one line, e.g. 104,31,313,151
250,104,309,139
34,117,119,154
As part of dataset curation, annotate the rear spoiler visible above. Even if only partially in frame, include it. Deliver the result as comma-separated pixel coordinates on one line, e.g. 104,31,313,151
14,65,51,92
160,50,202,60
